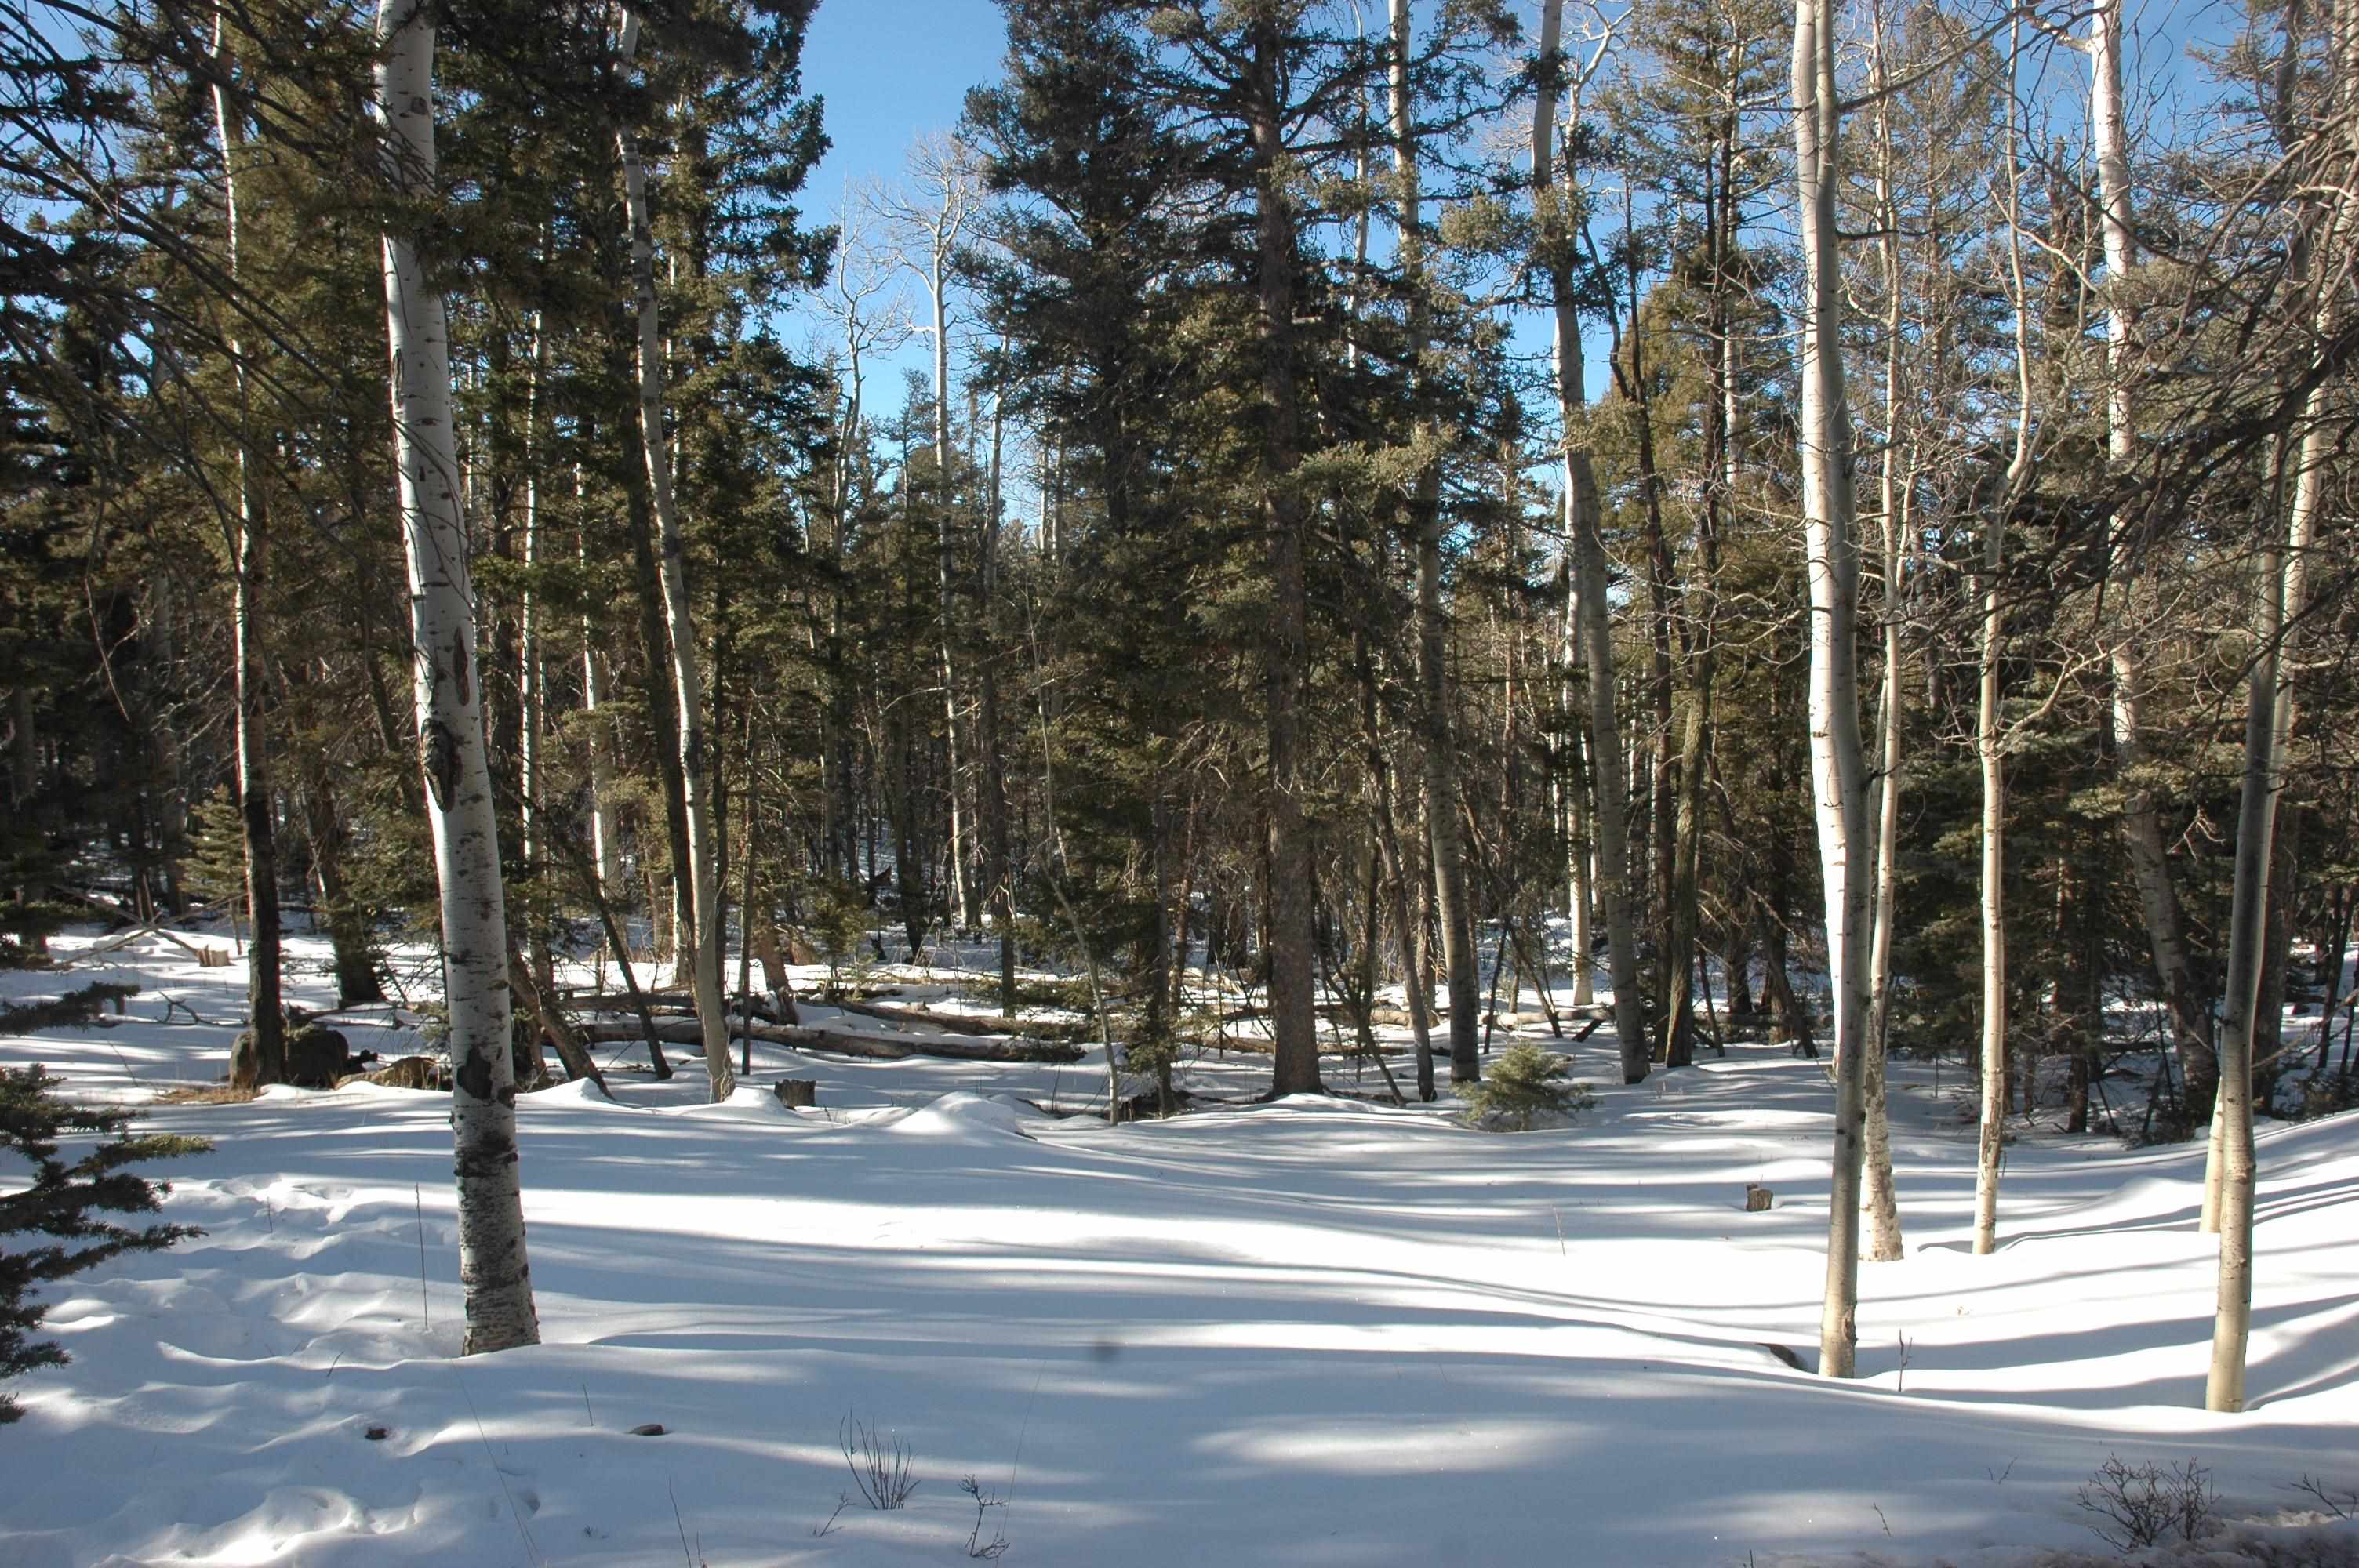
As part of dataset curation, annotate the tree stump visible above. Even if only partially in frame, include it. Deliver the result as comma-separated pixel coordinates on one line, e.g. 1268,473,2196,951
228,1031,260,1091
1745,1184,1774,1212
774,1077,817,1109
285,1025,351,1087
336,1054,445,1091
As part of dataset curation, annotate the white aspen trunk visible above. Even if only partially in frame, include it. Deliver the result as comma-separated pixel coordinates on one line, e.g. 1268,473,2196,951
1972,512,2008,1258
1794,0,1872,1376
1536,0,1646,1078
2209,401,2325,1408
617,10,731,1099
2091,0,2136,467
1977,50,2038,1258
2210,2,2351,1403
2208,488,2295,1411
577,474,623,898
1560,575,1595,1007
826,252,864,882
2093,0,2214,1134
931,245,970,933
1857,1,1906,1265
373,0,537,1353
519,313,547,877
981,368,1016,1007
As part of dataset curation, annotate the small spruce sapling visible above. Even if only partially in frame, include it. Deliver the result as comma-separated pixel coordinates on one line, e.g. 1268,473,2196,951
2,1066,207,1423
1460,1044,1596,1130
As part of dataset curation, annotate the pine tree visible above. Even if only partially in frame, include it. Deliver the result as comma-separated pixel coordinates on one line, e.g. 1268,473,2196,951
2,1066,206,1424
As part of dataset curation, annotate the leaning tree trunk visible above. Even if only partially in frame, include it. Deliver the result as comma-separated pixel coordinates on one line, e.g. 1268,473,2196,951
617,9,730,1099
1794,0,1873,1378
374,0,537,1354
212,15,283,1085
1535,0,1647,1081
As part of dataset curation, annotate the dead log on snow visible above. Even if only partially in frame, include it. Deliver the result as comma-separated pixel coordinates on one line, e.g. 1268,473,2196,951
823,995,1091,1040
577,1017,1083,1065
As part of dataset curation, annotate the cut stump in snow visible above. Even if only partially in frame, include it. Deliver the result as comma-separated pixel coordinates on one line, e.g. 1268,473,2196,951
1745,1185,1775,1212
774,1077,816,1109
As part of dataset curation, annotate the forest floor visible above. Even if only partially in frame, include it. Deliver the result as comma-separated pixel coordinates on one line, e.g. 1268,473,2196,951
3,924,2357,1567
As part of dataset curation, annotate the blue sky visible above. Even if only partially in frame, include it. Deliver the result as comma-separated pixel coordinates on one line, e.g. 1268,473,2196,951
791,2,1012,443
801,0,1009,225
782,0,2248,474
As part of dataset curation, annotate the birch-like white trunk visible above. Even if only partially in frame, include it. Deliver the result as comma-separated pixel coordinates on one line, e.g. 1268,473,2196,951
1975,60,2041,1258
374,0,537,1353
1972,495,2009,1258
1536,0,1647,1080
2092,0,2214,1134
577,476,623,898
1856,4,1906,1264
931,247,970,934
1794,0,1872,1376
518,314,547,878
2208,433,2317,1406
2206,554,2280,1411
2209,3,2351,1406
1558,578,1595,1007
617,9,731,1099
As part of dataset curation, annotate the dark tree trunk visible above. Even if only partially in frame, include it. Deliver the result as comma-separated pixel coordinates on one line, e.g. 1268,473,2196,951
303,774,384,1006
1247,16,1320,1098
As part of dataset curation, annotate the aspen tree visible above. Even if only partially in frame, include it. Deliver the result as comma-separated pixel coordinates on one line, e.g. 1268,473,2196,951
1976,31,2038,1258
2209,0,2354,1413
1793,0,1872,1376
880,136,982,935
373,0,537,1353
2083,0,2217,1151
1861,0,1909,1264
1534,0,1649,1082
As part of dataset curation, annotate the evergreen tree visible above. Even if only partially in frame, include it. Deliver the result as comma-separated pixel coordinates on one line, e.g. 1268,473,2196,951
1,1067,205,1424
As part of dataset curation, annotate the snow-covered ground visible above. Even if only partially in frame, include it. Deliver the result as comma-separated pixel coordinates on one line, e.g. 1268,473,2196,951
3,927,2357,1567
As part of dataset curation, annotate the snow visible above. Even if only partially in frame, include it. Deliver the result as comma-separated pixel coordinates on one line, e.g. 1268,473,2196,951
3,927,2356,1567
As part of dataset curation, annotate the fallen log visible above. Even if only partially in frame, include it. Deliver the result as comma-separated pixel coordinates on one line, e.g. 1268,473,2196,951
1182,1033,1412,1058
562,989,694,1010
578,1017,1083,1065
824,996,1091,1040
60,891,233,964
570,990,790,1025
